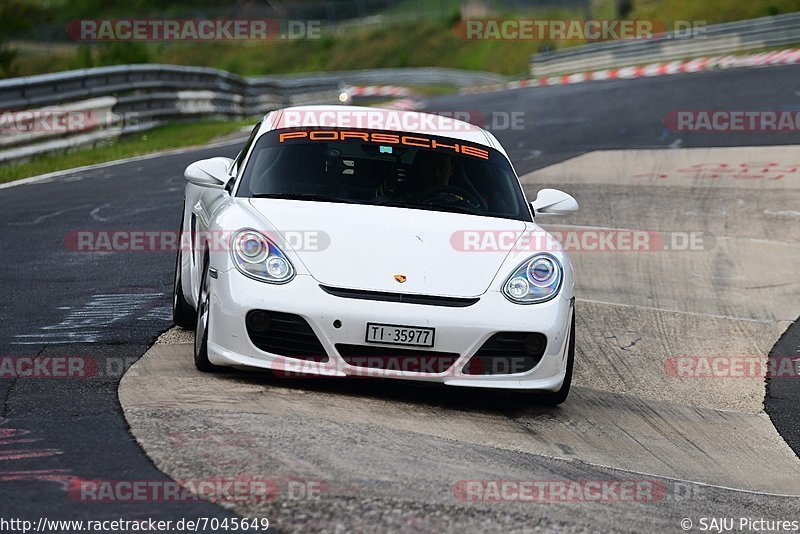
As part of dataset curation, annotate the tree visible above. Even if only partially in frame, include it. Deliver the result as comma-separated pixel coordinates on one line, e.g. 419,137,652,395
0,36,18,78
616,0,634,18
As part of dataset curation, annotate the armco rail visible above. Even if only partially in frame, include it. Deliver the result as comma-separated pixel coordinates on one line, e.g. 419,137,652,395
0,65,506,163
530,12,800,76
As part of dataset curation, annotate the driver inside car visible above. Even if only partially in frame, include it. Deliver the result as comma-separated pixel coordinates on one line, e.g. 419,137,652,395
375,150,465,203
411,150,453,192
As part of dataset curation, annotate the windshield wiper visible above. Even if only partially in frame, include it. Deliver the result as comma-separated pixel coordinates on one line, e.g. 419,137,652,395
423,202,482,215
250,193,356,204
376,200,481,215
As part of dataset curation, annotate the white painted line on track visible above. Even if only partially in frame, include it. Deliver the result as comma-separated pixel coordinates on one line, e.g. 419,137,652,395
540,453,800,498
575,297,791,324
545,223,800,247
12,293,165,344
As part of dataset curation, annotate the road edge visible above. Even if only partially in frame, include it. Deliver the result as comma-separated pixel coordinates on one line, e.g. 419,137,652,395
765,316,800,457
0,136,248,191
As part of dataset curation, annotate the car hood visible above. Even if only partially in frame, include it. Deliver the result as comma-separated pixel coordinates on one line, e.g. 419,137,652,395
248,199,527,297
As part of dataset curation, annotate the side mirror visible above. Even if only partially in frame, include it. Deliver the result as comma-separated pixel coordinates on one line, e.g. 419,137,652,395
531,188,579,216
184,157,234,188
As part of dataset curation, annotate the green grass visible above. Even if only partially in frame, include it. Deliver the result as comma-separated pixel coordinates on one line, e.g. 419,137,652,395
9,15,577,78
0,118,253,184
405,84,461,97
147,19,552,77
6,0,800,79
631,0,800,26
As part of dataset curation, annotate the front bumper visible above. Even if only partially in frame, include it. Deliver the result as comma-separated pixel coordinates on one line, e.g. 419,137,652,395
207,270,573,391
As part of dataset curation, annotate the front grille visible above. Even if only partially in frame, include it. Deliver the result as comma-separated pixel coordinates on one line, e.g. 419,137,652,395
320,285,479,308
246,310,329,362
335,344,460,374
463,332,547,375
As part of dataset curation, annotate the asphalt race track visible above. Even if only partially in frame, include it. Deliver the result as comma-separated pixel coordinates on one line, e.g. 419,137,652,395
2,64,800,532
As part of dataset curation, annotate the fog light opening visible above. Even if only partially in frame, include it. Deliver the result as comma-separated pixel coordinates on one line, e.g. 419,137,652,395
523,334,545,356
247,311,271,332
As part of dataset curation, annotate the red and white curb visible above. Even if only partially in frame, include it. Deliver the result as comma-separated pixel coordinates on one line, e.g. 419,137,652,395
461,48,800,94
380,98,424,110
344,86,423,110
346,85,412,98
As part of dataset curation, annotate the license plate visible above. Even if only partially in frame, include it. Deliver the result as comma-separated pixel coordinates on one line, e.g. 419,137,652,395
365,323,435,347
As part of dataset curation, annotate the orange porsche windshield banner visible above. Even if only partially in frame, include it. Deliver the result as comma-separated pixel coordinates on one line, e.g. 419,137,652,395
277,129,490,160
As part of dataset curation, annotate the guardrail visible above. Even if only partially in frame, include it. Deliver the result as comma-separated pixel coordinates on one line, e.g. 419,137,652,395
530,12,800,76
0,65,506,163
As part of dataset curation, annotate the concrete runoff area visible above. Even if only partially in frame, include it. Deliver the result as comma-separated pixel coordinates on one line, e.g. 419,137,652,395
119,145,800,529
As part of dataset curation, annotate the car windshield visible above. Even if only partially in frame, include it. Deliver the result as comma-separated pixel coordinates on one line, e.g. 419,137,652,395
236,127,532,221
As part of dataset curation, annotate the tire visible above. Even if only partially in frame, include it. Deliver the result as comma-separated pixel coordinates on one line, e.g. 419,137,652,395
194,256,222,373
172,218,197,329
538,308,576,406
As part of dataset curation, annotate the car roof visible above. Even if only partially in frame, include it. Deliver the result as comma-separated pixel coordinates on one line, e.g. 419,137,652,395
257,105,507,157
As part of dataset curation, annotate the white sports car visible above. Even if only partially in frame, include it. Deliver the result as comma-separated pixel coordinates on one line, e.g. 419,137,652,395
174,105,579,404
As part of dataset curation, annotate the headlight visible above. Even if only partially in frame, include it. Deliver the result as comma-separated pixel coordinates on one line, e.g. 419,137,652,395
502,253,562,304
231,229,295,284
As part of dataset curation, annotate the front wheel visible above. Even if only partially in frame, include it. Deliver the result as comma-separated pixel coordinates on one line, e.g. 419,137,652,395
194,257,222,373
538,308,575,406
